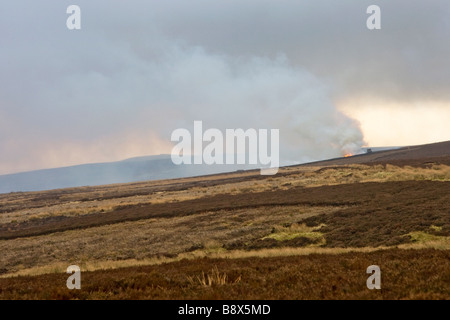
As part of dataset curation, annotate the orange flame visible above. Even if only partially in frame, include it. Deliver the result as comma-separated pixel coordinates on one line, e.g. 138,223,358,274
344,153,352,157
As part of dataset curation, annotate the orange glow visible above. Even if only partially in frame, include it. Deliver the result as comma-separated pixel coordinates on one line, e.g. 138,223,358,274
338,99,450,147
344,153,352,158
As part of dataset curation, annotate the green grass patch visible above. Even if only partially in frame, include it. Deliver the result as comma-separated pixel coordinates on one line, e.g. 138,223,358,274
429,225,443,232
407,231,443,243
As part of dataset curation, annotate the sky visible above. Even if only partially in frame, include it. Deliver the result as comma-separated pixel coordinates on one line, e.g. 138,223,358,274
1,0,449,175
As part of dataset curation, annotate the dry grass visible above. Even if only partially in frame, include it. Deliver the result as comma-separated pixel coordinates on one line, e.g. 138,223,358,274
3,164,449,224
263,223,326,246
3,237,449,279
0,205,343,276
187,266,241,287
1,248,448,299
1,179,449,277
279,164,450,189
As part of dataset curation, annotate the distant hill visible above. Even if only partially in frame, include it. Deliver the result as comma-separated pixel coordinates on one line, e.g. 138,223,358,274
0,155,257,193
2,140,449,194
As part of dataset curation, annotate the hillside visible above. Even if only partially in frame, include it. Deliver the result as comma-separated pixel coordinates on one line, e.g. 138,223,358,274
0,140,449,299
304,140,450,167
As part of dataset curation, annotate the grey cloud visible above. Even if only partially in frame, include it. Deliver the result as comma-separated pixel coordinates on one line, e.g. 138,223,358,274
0,0,447,174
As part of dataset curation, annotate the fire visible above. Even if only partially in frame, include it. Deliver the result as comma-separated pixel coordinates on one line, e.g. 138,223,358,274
344,153,352,158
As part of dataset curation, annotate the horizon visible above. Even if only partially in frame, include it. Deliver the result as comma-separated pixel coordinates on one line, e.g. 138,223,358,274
1,139,446,177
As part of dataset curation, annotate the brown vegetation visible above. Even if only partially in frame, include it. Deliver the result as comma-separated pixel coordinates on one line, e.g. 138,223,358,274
0,249,448,300
1,154,449,299
1,179,449,241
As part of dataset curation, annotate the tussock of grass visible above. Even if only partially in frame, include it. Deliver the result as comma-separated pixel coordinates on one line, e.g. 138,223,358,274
187,266,241,287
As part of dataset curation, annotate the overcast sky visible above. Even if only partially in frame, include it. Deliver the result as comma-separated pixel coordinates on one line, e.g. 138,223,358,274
1,0,449,174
